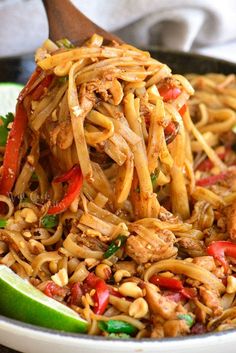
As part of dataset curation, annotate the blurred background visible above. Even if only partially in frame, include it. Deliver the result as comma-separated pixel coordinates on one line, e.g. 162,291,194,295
0,0,236,62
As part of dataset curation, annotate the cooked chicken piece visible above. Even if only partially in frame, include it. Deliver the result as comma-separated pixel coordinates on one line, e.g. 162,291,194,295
47,120,74,150
199,286,223,316
56,121,74,150
163,319,190,337
150,322,164,338
0,231,19,253
125,229,177,264
195,306,207,324
185,278,201,288
144,283,177,320
159,206,179,223
192,256,216,272
178,237,205,257
78,234,107,252
212,266,225,279
227,202,236,240
189,201,214,230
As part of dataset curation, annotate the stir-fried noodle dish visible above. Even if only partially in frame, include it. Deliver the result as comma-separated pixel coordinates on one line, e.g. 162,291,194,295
1,34,236,338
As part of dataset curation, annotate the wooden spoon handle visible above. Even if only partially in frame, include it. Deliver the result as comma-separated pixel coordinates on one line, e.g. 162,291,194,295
42,0,121,45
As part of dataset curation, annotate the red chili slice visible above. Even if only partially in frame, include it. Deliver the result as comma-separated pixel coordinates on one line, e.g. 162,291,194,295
0,102,28,195
69,282,83,306
207,240,236,273
47,165,83,215
196,172,227,187
31,74,53,101
158,85,181,102
84,273,109,315
164,121,180,145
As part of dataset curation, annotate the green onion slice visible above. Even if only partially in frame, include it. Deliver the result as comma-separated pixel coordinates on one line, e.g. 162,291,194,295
0,219,7,228
177,314,195,327
104,235,127,259
41,215,59,229
98,320,137,335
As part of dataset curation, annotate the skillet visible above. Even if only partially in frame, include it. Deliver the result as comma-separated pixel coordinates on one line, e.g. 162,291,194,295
0,49,235,353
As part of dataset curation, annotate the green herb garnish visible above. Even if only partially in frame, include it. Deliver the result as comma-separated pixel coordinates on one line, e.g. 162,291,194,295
98,320,137,335
0,112,14,146
58,76,68,84
56,38,75,49
41,214,59,229
0,219,7,228
150,169,160,190
177,314,195,327
104,235,127,259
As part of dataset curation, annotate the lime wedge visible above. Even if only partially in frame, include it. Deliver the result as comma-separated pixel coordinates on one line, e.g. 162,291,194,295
0,83,24,116
0,265,88,333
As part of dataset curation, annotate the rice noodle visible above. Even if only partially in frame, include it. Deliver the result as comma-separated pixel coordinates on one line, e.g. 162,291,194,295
0,37,236,339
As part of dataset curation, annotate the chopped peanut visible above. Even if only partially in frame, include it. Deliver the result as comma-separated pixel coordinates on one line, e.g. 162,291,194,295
226,275,236,294
20,208,38,223
129,297,148,319
29,239,45,254
119,282,143,298
51,268,68,287
114,269,131,283
95,263,111,280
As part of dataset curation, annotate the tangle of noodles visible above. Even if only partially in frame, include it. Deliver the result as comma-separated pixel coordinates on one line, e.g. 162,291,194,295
1,35,236,338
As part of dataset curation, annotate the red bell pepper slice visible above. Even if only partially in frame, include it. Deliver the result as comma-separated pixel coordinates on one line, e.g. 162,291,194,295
181,287,197,299
0,68,52,196
196,172,227,187
191,323,206,335
31,74,53,101
47,165,83,215
197,151,228,172
197,159,215,173
158,81,188,118
84,273,109,315
178,103,187,117
164,291,185,303
158,83,186,115
150,274,183,290
150,275,196,299
207,241,236,272
0,102,28,195
158,83,186,144
108,286,123,298
69,282,83,306
85,272,99,288
44,281,65,298
93,279,110,315
18,67,42,102
164,121,180,145
158,84,181,102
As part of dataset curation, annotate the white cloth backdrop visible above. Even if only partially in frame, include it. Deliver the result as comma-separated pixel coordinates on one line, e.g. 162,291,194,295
0,0,236,62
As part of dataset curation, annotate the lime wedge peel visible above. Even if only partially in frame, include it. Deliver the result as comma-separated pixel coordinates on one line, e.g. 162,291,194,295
0,83,24,116
0,265,88,333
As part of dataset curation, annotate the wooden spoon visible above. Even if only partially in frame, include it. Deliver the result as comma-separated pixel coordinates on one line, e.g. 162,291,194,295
42,0,122,45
